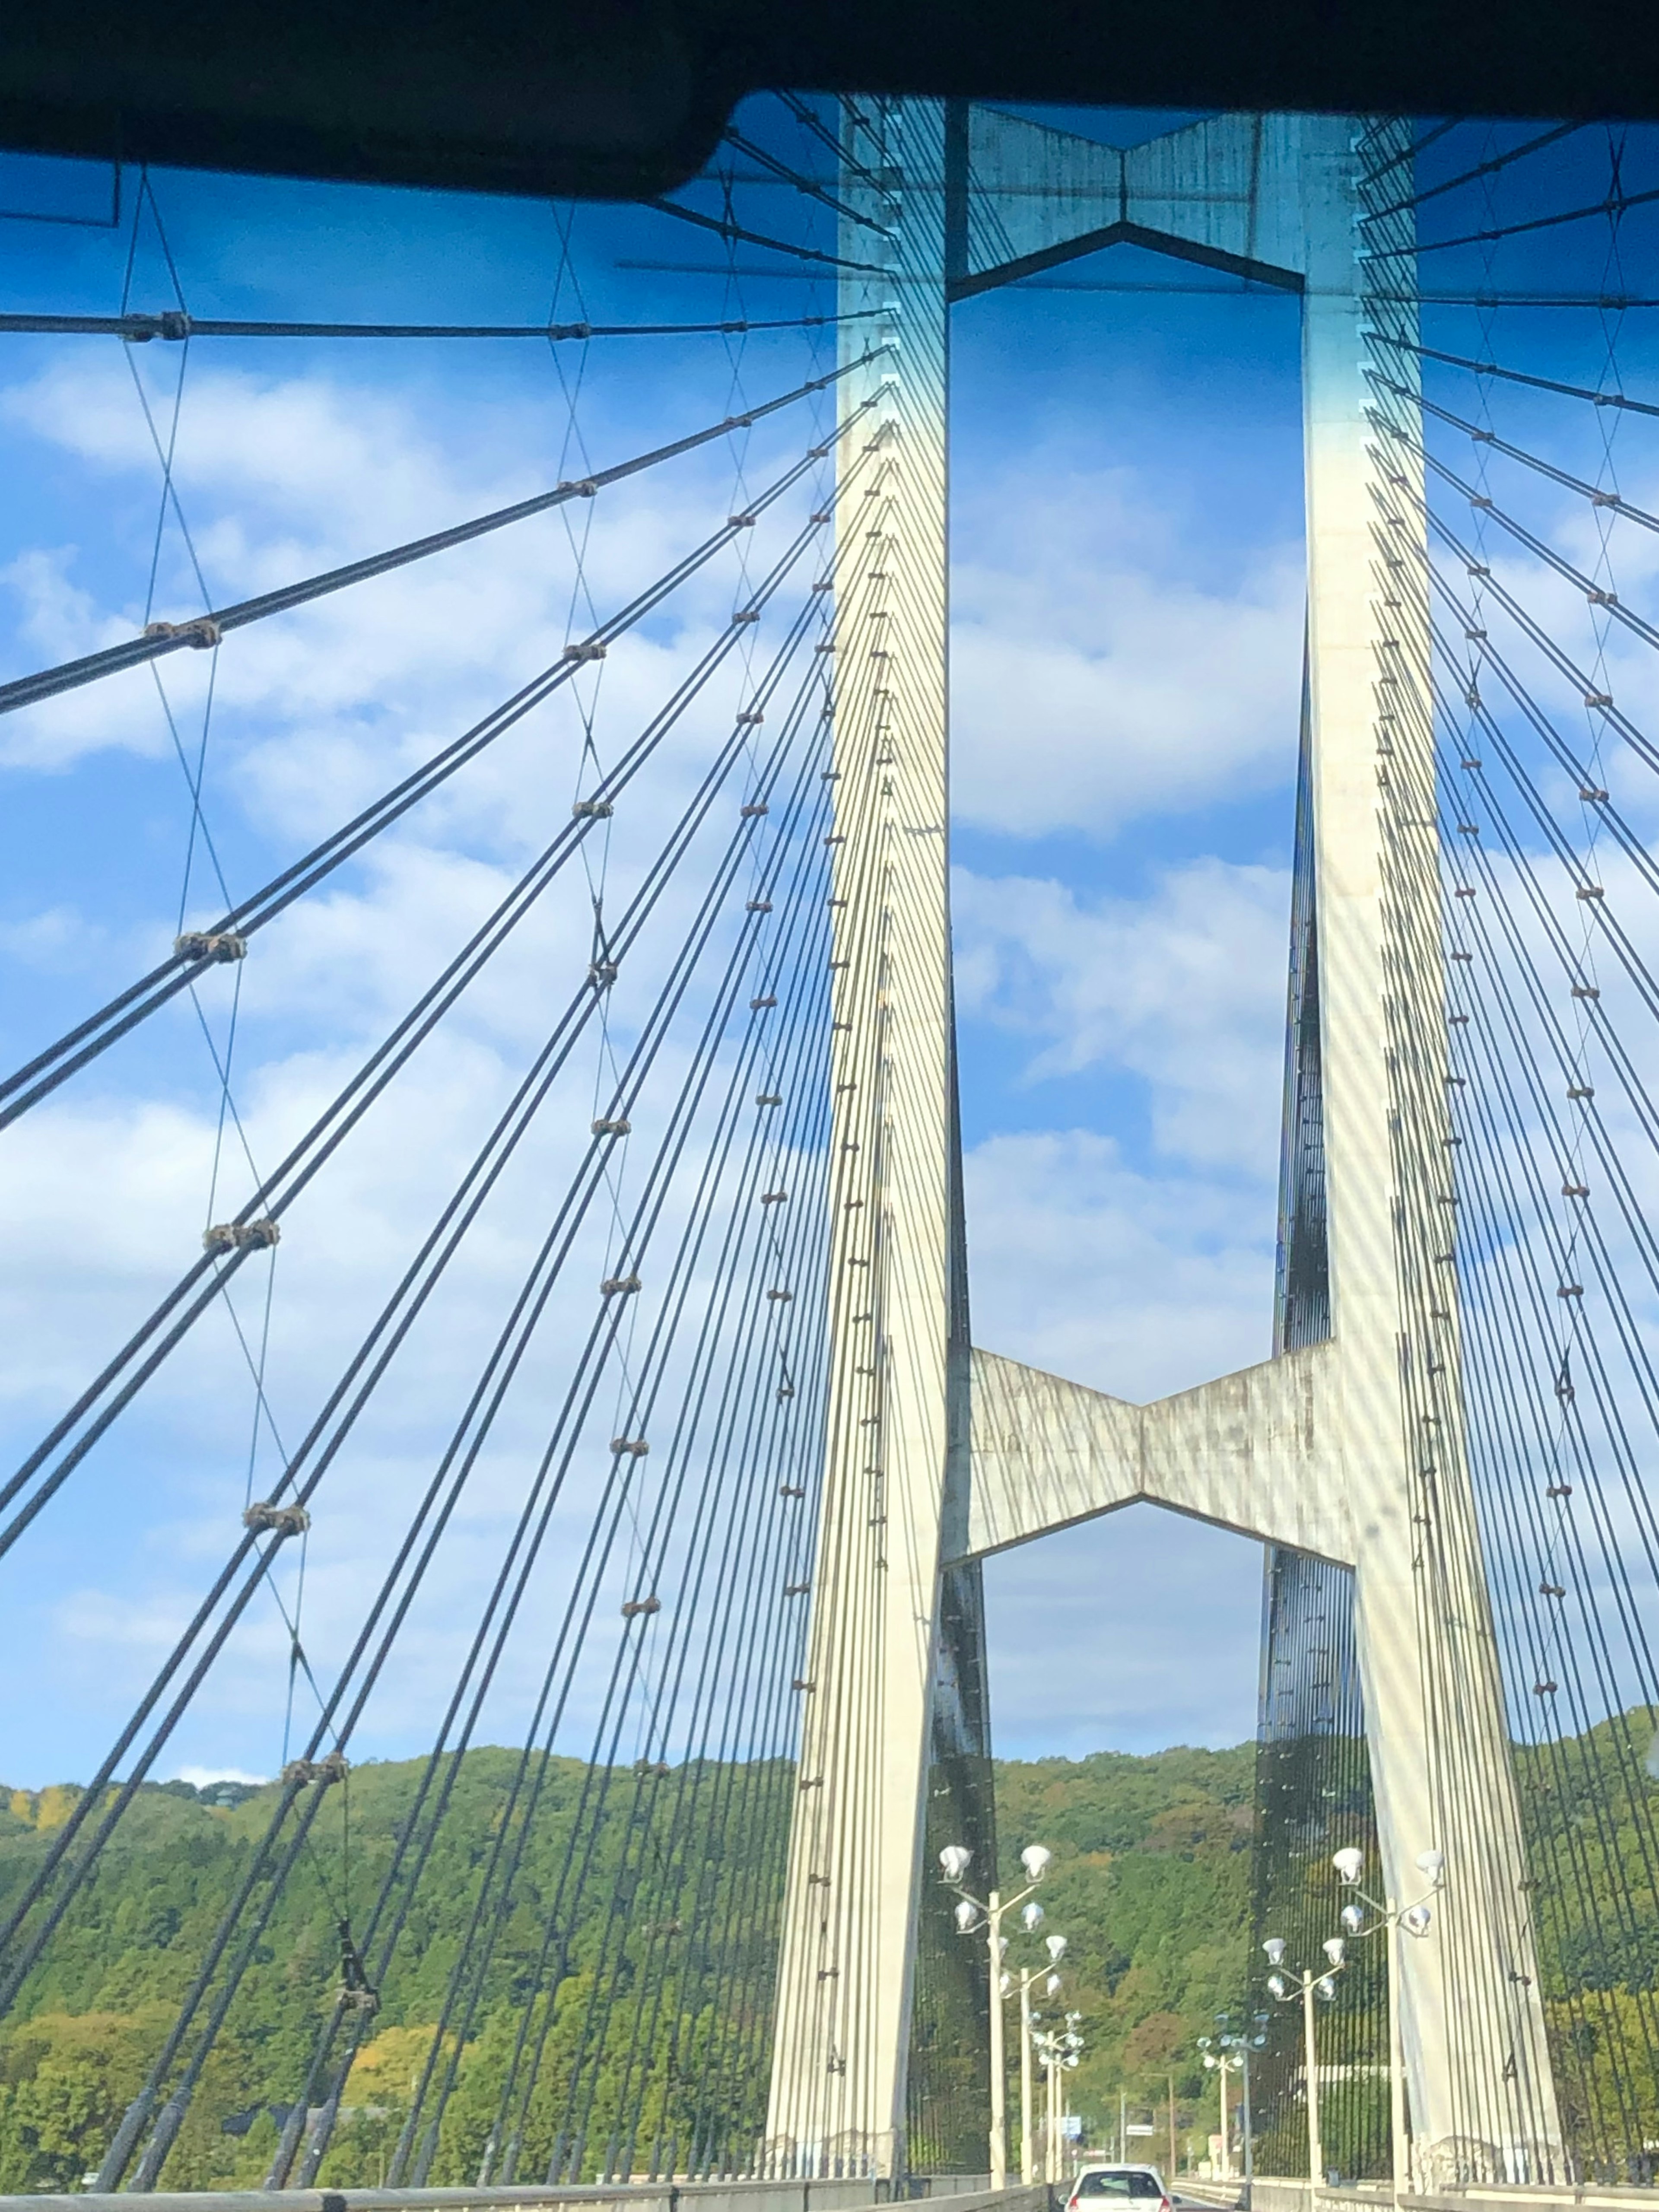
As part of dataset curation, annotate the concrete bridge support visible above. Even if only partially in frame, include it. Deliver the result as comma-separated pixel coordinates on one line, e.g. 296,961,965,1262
765,100,1560,2185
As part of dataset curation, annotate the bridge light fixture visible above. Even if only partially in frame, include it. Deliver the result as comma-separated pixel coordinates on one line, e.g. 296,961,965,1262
953,1900,978,1933
1020,1844,1052,1881
1323,1938,1346,1967
1196,2036,1212,2049
1046,1973,1062,1996
1332,1846,1365,1884
1316,1976,1338,2002
1262,1937,1287,1965
1340,1903,1365,1934
1266,1973,1288,1999
1403,1903,1433,1936
939,1844,973,1882
1415,1848,1446,1885
1000,1970,1013,1996
1046,1934,1067,1961
1022,1901,1044,1931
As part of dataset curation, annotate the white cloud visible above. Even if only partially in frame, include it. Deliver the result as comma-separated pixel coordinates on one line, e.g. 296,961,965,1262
0,336,1291,1789
982,1503,1262,1756
955,856,1290,1174
168,1765,270,1788
966,1128,1273,1405
950,467,1303,838
0,352,815,797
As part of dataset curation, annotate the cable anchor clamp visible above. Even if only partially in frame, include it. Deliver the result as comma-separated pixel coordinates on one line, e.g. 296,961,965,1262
175,930,247,963
243,1500,311,1537
204,1218,280,1253
121,310,193,342
283,1750,349,1788
621,1595,661,1618
144,616,221,648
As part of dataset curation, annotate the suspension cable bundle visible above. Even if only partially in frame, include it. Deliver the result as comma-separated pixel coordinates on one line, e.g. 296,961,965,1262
0,102,907,2194
1258,116,1659,2188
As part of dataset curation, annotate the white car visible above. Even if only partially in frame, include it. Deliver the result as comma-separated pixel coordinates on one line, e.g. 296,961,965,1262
1065,2165,1173,2212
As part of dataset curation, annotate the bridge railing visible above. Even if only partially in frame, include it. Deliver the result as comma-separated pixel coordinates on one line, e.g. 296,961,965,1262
0,2178,1056,2212
1175,2182,1659,2212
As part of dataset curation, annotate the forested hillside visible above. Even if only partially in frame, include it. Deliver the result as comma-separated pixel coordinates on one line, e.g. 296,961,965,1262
0,1743,1256,2190
994,1746,1255,2133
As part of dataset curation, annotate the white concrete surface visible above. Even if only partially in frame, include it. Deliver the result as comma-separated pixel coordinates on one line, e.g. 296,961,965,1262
769,99,1560,2187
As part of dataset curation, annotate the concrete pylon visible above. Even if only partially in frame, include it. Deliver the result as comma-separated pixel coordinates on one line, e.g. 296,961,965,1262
765,101,1562,2183
763,97,953,2181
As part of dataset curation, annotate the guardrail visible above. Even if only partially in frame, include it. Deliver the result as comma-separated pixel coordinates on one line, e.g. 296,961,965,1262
0,2177,1054,2212
1168,2181,1659,2212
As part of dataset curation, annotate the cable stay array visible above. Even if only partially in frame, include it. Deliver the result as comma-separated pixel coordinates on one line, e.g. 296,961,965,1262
0,89,931,2193
11,85,1659,2202
0,308,883,342
0,351,880,718
1255,115,1659,2186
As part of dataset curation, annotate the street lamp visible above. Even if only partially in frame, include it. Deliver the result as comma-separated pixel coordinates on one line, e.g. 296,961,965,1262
1330,1844,1445,2205
1012,1933,1070,2185
1035,2013,1084,2184
941,1843,1052,2187
1261,1939,1347,2195
1199,2018,1267,2199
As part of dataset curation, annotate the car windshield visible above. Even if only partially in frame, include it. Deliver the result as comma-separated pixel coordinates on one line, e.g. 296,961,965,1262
1076,2175,1161,2199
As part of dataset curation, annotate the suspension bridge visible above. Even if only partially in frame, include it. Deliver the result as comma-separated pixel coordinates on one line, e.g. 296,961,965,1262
0,94,1657,2207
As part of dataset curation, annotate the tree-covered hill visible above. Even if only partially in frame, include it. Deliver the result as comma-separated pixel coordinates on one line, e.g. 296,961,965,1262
994,1747,1256,2146
0,1742,1257,2191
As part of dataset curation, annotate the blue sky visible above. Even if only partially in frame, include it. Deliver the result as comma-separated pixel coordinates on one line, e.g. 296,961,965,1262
1,107,1645,1787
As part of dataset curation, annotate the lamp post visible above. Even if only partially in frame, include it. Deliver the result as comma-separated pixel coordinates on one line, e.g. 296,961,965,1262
1331,1844,1445,2206
1199,2020,1266,2203
1015,1930,1069,2184
941,1842,1052,2188
1035,2014,1083,2183
1201,2047,1234,2183
1261,1937,1348,2197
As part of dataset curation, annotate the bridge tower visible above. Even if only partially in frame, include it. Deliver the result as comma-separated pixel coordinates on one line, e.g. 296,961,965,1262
764,102,1562,2185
